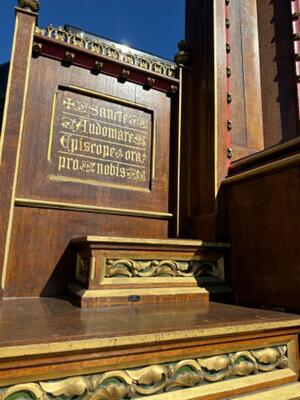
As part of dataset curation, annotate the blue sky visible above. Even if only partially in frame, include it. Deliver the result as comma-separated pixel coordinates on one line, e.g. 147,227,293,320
0,0,185,64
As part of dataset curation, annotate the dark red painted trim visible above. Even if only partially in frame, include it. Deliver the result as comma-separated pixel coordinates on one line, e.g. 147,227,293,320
33,34,179,95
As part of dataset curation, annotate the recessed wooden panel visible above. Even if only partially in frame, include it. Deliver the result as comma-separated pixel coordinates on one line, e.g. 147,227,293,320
5,206,167,298
16,56,171,214
227,165,300,314
0,23,177,297
229,0,264,159
49,88,153,191
256,0,299,147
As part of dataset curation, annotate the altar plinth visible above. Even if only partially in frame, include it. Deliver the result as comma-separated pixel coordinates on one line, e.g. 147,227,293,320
0,298,300,399
69,236,229,307
0,1,300,399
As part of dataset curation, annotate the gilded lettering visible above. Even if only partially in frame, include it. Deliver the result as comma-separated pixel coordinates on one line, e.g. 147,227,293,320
62,95,149,130
58,156,66,171
55,94,151,187
63,97,75,110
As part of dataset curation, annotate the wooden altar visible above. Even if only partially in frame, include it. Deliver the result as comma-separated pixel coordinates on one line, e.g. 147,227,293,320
1,0,300,399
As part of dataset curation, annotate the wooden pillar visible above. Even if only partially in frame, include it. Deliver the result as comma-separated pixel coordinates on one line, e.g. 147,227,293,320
180,0,227,240
182,0,265,240
0,1,38,298
257,0,299,147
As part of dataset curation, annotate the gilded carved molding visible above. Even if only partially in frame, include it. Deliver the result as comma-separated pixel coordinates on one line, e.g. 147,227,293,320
34,26,177,79
105,259,222,278
0,346,288,400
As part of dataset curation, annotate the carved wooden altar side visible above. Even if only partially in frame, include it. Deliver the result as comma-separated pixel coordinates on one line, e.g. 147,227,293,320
0,1,300,399
0,2,180,299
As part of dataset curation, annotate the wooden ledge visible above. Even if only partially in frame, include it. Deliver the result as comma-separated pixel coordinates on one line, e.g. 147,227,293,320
72,235,230,249
234,382,300,399
0,298,299,393
224,153,300,186
229,136,300,175
0,298,300,358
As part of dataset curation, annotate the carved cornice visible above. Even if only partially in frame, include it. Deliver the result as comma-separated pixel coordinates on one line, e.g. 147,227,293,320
105,259,222,278
0,346,288,400
34,26,177,79
17,0,39,12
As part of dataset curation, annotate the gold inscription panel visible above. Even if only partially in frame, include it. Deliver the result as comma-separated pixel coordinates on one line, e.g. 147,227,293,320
48,90,153,191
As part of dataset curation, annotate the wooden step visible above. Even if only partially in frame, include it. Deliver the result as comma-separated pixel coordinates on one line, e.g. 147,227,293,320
70,235,230,307
233,382,300,399
0,298,300,399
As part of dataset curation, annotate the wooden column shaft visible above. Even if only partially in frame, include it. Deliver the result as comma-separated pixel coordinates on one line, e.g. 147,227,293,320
0,7,37,297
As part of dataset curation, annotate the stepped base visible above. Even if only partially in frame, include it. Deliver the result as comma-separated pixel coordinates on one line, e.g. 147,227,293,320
0,298,300,399
69,282,209,307
233,382,300,399
70,236,229,307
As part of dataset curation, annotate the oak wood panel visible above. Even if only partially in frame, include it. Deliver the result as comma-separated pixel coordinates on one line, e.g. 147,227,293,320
16,55,171,213
0,14,178,298
0,10,36,299
230,0,247,148
0,298,299,390
183,0,228,240
230,0,264,160
227,165,300,313
241,0,264,151
185,0,215,219
1,297,299,349
257,0,299,147
4,206,167,298
229,137,300,175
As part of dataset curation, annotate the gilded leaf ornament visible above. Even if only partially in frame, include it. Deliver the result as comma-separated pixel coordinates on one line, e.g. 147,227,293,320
34,26,177,79
105,259,221,278
0,346,288,400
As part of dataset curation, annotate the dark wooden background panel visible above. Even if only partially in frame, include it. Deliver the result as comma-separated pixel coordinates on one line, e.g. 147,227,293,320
185,0,215,221
4,206,167,298
227,166,300,313
229,0,264,161
16,55,171,214
229,0,247,148
257,0,299,147
183,0,228,240
241,0,264,152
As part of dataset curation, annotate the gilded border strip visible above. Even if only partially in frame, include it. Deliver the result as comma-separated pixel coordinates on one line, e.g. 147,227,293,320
1,19,35,290
66,85,151,111
176,65,183,236
47,92,57,161
151,118,157,180
0,324,299,359
0,18,19,165
72,235,230,247
70,284,208,298
49,175,150,193
14,197,173,219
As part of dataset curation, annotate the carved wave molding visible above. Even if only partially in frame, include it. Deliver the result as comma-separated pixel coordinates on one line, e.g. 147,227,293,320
0,346,288,400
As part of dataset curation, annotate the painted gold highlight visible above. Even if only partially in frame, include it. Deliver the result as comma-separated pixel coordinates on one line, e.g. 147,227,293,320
0,346,289,400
